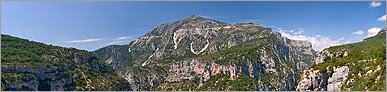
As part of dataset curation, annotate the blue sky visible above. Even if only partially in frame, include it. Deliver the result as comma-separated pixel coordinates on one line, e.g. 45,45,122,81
2,1,385,51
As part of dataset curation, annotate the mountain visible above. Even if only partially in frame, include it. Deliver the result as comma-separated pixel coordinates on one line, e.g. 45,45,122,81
3,15,384,91
297,29,386,91
1,34,130,91
95,15,317,91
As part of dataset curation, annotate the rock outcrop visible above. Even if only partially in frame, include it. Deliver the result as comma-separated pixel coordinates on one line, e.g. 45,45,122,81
296,66,349,91
327,66,349,91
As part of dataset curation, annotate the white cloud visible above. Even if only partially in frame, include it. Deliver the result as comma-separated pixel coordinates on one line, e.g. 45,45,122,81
367,27,382,37
66,38,102,43
115,36,132,40
278,29,359,51
370,1,382,7
352,30,364,35
377,14,386,22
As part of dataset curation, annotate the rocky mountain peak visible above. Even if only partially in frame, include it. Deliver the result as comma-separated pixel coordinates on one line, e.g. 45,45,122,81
185,15,206,20
174,15,228,29
143,15,228,37
103,15,316,67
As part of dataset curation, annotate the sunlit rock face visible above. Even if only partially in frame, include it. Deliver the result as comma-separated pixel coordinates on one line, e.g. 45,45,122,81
296,66,349,91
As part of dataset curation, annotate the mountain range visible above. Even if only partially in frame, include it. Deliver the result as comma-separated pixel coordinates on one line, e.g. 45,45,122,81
1,15,385,91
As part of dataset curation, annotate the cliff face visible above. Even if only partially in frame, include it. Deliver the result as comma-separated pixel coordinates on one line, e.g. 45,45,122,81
296,29,386,91
1,34,130,91
95,15,316,91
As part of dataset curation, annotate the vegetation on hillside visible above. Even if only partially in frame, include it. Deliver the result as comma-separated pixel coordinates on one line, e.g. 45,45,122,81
310,30,386,91
1,34,130,91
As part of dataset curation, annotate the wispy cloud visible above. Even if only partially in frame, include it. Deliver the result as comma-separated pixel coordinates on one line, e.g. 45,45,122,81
367,27,382,37
370,0,382,7
115,36,132,40
377,14,386,22
105,36,134,45
352,30,364,35
294,30,304,35
106,41,126,45
66,38,103,43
